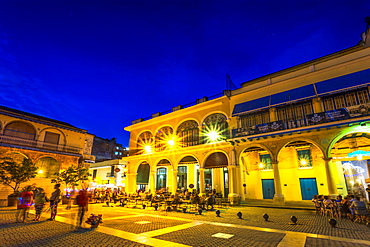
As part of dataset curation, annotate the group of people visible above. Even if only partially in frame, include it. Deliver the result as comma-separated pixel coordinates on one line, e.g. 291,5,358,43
16,184,61,222
312,194,369,223
90,188,218,211
15,184,89,228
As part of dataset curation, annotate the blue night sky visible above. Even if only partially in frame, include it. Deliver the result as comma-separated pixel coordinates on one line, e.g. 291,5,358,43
0,0,369,146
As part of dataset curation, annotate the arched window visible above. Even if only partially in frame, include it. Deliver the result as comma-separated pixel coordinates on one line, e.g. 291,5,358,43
155,126,173,152
137,131,153,152
137,162,150,190
4,121,36,140
202,113,229,143
176,120,199,147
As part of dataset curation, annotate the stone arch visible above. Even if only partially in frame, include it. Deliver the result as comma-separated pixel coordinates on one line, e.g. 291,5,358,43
201,113,229,143
155,158,173,167
202,151,229,169
136,130,154,153
34,156,60,178
277,138,325,169
154,126,174,152
277,137,325,160
175,154,200,169
240,144,274,172
176,119,199,147
136,161,150,186
4,121,37,140
326,129,370,199
326,127,370,158
0,151,30,162
39,127,67,145
199,111,229,125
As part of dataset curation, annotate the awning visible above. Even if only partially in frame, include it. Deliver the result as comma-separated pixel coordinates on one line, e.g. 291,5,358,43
316,68,370,95
232,68,370,116
204,152,228,168
270,84,316,106
232,96,270,116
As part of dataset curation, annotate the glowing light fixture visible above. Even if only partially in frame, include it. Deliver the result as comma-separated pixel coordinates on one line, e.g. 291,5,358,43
144,145,152,154
258,162,265,169
207,131,220,141
300,159,307,166
167,139,175,146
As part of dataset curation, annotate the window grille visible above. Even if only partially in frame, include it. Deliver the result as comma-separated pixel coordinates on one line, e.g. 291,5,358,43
202,113,229,143
137,131,153,149
357,90,370,105
177,120,199,147
155,126,173,151
297,149,313,167
259,154,272,170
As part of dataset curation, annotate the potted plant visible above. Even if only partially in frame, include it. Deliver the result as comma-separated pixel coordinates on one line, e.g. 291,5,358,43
51,164,90,205
0,157,38,206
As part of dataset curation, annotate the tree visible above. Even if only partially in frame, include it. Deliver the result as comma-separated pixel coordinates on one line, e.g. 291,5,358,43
0,157,38,195
51,164,90,190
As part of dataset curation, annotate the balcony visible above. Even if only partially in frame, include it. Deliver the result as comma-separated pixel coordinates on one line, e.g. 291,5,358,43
0,134,82,154
233,105,370,139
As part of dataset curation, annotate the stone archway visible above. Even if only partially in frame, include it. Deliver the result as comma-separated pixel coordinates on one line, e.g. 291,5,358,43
136,161,150,191
329,132,370,200
240,146,274,200
34,157,60,179
276,139,325,201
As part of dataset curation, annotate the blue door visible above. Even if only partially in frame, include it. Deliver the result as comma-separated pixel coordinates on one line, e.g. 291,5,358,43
262,179,275,199
300,178,318,200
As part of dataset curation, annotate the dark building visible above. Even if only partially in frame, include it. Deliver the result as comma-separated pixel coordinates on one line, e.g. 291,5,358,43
91,137,128,162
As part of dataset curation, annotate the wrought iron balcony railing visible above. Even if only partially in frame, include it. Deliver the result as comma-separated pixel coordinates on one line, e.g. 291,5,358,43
232,105,370,139
0,134,82,154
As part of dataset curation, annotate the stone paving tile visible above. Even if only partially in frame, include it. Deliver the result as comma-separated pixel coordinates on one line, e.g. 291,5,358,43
103,215,189,234
132,206,370,241
154,223,285,247
2,204,370,247
305,237,370,247
0,220,150,247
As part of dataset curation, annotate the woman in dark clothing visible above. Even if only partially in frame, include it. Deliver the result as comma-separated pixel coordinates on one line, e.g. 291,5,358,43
48,184,61,220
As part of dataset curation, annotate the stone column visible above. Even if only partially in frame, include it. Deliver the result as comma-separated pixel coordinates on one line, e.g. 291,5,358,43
227,165,239,205
171,169,178,194
323,157,338,197
272,161,285,203
149,171,156,193
126,173,137,194
312,97,323,113
269,107,277,122
114,165,123,187
199,168,205,194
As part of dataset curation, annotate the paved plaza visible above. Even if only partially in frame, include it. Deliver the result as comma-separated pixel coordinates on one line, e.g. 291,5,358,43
1,202,370,247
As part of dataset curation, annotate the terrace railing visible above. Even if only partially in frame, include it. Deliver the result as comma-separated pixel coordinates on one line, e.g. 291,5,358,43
0,134,82,154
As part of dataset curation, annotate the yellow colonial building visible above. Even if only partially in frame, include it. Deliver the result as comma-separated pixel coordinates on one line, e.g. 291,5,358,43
0,105,95,203
124,26,370,203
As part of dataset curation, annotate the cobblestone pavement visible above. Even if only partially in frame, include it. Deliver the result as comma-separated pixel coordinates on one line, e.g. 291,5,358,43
1,203,370,247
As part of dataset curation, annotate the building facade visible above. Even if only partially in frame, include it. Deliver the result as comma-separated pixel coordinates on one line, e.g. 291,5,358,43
89,159,128,189
0,105,95,202
123,26,370,202
92,137,128,162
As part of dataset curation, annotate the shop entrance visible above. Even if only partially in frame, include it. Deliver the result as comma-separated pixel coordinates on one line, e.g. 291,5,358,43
204,152,229,197
299,178,318,200
262,179,275,199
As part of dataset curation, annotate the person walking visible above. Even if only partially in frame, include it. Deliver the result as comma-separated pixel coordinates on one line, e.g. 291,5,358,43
33,188,48,221
76,188,89,229
16,186,33,223
48,184,61,220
